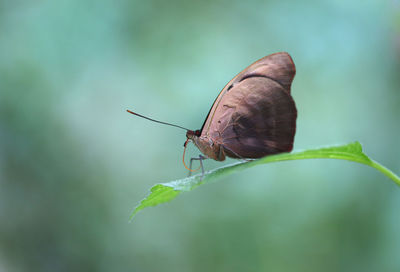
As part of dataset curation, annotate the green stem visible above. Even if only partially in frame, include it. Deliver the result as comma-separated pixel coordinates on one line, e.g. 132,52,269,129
367,160,400,186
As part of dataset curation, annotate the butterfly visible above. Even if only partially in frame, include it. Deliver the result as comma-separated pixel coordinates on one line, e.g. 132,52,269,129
128,52,297,175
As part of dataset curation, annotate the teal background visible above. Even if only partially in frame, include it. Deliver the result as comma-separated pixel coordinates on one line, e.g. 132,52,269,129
1,0,400,271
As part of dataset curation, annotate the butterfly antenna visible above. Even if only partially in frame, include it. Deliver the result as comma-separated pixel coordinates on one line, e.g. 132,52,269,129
126,109,191,131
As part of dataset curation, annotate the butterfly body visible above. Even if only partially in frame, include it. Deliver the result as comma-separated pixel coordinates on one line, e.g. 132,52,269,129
187,130,226,161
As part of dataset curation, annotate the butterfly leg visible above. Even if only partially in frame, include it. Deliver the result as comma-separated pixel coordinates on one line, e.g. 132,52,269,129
199,155,206,178
188,155,207,178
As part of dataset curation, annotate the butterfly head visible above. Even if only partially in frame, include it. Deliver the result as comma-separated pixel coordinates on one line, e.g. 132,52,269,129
185,129,201,146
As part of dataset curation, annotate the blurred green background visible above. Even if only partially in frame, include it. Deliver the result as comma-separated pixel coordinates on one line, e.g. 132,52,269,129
1,0,400,271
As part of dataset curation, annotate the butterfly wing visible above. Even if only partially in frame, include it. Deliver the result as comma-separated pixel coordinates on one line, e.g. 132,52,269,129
201,52,297,158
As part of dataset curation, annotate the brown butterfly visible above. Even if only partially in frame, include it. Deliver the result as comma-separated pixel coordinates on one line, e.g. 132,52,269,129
127,52,297,175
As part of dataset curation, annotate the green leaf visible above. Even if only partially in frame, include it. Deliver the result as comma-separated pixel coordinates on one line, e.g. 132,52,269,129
130,142,400,220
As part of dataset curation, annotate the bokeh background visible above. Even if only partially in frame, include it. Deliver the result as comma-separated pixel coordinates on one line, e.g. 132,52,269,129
1,0,400,271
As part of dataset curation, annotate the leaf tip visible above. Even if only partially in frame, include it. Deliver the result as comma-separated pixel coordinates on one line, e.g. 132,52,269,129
129,184,181,221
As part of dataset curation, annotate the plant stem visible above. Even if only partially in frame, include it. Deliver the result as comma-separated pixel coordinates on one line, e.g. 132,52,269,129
367,160,400,187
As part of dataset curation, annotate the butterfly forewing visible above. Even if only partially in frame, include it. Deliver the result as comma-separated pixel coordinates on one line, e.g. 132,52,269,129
201,52,297,159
